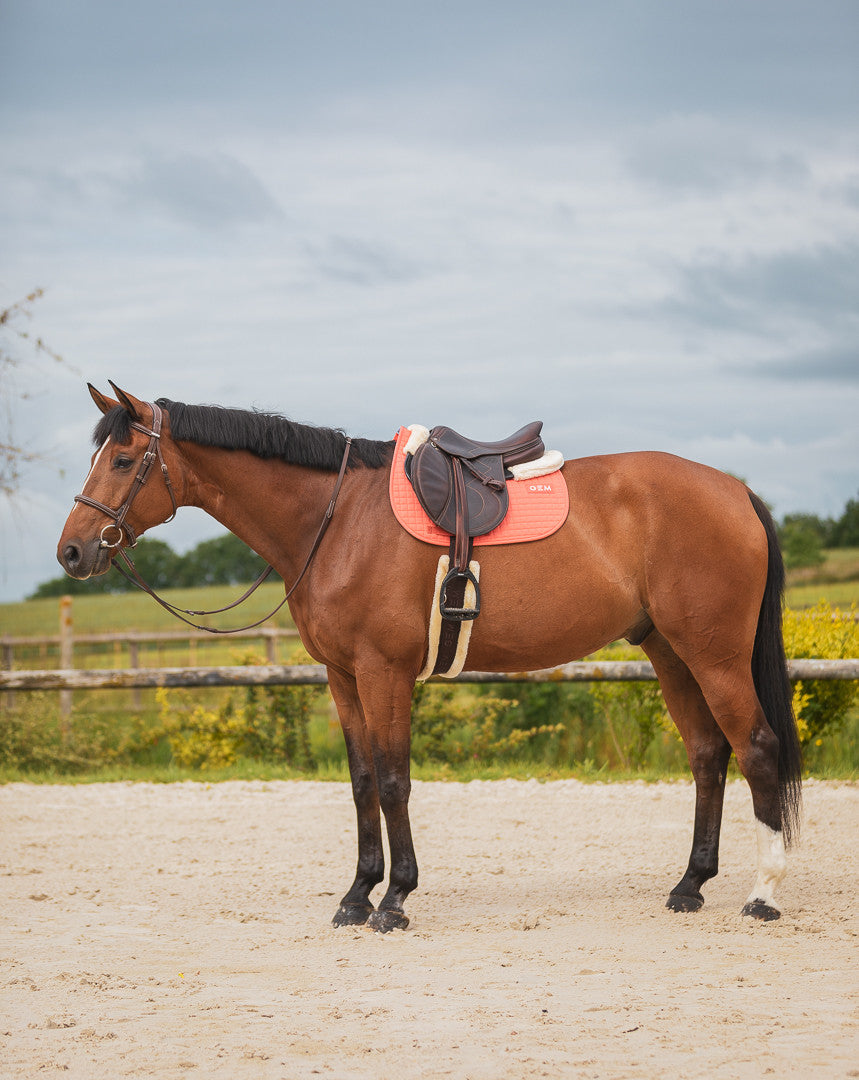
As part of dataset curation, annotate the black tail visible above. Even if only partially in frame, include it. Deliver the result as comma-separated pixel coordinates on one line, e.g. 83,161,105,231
748,491,803,846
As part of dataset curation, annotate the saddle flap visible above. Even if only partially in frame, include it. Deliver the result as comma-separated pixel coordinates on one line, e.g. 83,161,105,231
408,442,509,537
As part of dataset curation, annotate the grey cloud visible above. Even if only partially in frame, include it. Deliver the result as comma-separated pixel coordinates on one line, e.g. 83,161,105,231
839,175,859,209
625,125,810,193
660,243,859,333
122,151,283,230
3,1,857,138
734,347,859,383
305,236,425,287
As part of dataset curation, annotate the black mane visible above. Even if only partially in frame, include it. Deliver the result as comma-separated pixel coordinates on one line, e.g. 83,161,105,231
92,399,393,471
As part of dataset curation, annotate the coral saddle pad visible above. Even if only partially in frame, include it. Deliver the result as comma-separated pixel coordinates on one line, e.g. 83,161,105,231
389,426,569,547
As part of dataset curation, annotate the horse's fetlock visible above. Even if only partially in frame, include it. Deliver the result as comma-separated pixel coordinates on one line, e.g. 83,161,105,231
356,857,384,886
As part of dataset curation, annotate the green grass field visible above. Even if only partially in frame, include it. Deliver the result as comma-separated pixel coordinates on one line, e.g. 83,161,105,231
786,547,859,609
1,582,298,637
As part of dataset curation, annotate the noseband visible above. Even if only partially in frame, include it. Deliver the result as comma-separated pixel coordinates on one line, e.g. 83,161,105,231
74,400,177,549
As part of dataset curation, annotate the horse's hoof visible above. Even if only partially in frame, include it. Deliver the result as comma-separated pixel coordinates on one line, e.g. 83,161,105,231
742,900,781,922
366,908,409,933
666,892,704,913
332,902,374,928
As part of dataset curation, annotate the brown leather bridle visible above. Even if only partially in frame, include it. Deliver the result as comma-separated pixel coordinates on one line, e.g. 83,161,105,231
74,400,177,550
73,398,353,633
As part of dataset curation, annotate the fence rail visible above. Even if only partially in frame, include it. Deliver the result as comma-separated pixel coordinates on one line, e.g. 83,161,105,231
2,658,857,692
1,623,302,711
0,628,301,648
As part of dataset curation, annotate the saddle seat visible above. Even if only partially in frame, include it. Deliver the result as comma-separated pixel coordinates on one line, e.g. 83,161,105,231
429,421,545,465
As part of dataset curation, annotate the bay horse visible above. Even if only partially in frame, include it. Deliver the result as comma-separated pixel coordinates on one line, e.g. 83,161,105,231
57,384,802,930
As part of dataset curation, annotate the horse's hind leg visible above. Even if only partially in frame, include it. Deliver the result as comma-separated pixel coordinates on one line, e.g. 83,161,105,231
691,666,788,921
642,632,732,912
663,641,790,921
328,668,385,927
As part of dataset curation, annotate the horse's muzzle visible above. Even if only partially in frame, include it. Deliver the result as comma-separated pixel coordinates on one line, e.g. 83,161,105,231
57,535,113,579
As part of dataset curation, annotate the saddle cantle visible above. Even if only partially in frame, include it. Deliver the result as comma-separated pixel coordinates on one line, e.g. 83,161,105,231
405,421,546,625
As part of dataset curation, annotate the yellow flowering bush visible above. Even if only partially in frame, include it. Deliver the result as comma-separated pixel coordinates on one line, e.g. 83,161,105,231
782,602,859,745
157,688,247,769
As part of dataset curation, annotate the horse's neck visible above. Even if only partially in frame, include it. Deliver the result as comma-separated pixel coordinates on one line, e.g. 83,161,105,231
178,446,330,576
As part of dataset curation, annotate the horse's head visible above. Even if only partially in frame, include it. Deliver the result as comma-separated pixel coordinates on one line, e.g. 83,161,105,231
57,383,179,580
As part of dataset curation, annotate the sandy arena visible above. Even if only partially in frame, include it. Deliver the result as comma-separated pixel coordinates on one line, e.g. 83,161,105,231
1,778,856,1078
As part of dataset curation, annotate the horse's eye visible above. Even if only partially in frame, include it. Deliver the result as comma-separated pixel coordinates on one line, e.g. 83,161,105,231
113,455,134,470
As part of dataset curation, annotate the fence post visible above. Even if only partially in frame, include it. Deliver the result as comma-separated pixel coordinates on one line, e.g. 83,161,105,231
2,639,14,710
59,595,73,736
128,638,142,711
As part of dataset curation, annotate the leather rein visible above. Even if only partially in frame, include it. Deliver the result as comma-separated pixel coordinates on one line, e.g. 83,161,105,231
74,400,353,634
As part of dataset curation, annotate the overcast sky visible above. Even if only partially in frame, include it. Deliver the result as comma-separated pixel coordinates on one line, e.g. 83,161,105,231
1,0,857,602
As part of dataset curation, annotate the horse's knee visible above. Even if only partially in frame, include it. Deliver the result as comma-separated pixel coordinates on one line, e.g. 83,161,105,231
378,774,411,813
686,735,731,781
350,766,378,805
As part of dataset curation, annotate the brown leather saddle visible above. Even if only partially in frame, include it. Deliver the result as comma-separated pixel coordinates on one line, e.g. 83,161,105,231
405,421,545,622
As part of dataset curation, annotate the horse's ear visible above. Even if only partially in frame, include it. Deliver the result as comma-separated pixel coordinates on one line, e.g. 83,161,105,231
107,381,145,422
88,383,118,415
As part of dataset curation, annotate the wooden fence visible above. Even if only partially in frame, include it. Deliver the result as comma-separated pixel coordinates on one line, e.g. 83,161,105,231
2,658,858,692
1,627,300,669
1,601,301,711
2,594,857,714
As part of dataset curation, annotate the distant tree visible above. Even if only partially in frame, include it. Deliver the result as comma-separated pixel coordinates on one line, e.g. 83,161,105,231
780,520,825,569
779,512,832,545
829,495,859,548
174,533,273,587
125,537,185,588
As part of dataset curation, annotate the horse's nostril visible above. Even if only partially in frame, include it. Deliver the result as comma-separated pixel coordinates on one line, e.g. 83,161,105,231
62,542,82,569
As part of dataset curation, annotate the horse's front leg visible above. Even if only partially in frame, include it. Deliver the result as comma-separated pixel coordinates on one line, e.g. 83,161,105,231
327,668,385,927
356,668,418,933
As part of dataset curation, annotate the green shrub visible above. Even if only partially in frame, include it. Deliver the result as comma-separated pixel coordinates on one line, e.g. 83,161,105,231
474,681,602,766
586,647,673,769
0,693,159,773
410,682,562,765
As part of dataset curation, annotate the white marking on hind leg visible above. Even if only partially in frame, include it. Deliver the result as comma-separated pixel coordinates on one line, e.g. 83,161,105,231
746,819,787,909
